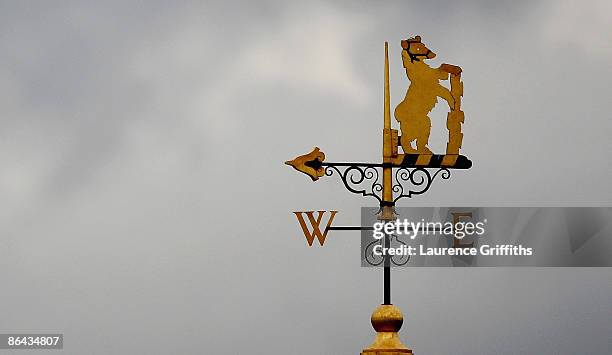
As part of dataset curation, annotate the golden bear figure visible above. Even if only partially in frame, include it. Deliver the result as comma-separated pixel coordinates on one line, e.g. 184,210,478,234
395,36,461,154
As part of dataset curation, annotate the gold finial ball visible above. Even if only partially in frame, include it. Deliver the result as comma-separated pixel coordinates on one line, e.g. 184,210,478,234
371,304,404,332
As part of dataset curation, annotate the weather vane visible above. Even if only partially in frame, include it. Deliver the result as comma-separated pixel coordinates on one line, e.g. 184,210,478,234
285,36,471,354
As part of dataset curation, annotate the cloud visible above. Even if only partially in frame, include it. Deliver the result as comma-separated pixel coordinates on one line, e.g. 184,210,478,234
540,0,612,56
199,4,372,144
240,5,373,104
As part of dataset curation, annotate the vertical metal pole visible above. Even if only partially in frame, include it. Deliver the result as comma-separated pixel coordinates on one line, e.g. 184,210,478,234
382,42,392,202
382,42,392,305
384,233,391,305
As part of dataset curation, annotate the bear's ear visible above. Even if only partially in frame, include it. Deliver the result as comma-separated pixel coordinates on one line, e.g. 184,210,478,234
401,40,409,49
415,35,421,42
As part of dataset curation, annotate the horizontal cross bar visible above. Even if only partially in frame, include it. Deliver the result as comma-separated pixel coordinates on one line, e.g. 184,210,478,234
326,226,374,231
320,153,471,169
327,226,445,233
321,162,384,168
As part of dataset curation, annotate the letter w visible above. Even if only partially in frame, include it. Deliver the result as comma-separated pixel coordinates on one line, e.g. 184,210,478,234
293,211,338,246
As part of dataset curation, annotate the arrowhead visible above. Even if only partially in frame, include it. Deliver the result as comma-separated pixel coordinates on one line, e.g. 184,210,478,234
285,147,326,181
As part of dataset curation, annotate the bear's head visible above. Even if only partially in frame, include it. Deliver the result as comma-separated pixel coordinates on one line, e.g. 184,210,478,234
401,36,436,62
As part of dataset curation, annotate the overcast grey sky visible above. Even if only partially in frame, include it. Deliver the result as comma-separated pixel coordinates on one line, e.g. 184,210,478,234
1,1,611,354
